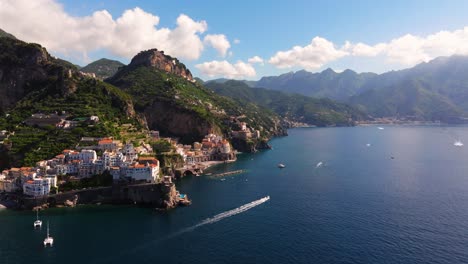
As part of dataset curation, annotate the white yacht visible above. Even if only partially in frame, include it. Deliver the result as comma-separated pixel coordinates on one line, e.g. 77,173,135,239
278,163,285,168
34,210,42,228
43,222,54,247
454,140,464,147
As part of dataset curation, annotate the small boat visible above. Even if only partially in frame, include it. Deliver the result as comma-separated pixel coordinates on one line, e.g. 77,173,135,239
454,140,464,147
378,127,384,130
316,162,323,168
43,222,54,247
366,143,371,147
34,210,42,228
278,163,285,168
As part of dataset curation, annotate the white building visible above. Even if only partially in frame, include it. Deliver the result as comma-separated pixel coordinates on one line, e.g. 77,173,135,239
23,178,51,197
98,138,118,151
79,149,97,163
124,162,159,183
122,144,138,161
44,175,57,188
102,151,125,169
0,179,19,192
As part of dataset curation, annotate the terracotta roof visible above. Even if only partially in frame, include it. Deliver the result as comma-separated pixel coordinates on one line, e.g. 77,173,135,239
98,139,114,145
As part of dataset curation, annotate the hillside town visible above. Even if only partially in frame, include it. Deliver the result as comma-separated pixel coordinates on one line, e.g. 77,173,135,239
0,131,237,198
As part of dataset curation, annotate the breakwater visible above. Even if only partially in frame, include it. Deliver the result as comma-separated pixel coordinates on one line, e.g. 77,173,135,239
210,169,246,177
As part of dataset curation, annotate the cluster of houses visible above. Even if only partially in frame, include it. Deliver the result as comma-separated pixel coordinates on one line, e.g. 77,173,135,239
178,134,236,164
0,138,160,197
230,121,261,140
0,130,238,198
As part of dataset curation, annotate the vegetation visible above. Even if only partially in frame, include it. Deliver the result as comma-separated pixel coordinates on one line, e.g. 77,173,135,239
59,172,113,192
205,80,367,126
80,58,125,79
107,63,284,142
0,35,143,169
151,139,174,154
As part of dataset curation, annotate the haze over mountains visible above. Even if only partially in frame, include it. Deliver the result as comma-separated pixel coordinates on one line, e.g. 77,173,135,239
203,55,468,123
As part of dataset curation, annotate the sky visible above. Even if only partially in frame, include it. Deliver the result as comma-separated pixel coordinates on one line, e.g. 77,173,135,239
1,0,468,80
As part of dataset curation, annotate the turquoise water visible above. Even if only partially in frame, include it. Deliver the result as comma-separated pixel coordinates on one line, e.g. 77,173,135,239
2,126,468,263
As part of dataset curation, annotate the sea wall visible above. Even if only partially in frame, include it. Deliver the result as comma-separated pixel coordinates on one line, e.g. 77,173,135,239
20,182,179,210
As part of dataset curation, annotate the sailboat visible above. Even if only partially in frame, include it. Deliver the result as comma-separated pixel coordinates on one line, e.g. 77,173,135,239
43,222,54,247
33,210,42,228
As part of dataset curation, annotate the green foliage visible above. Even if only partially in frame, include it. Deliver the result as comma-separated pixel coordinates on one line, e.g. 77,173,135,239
80,58,125,79
107,64,284,140
151,140,174,154
205,80,366,126
59,171,113,192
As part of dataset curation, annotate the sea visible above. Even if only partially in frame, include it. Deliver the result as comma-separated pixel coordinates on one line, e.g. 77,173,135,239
2,125,468,264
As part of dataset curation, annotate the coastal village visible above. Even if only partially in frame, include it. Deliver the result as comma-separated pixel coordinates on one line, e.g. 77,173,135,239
0,112,262,209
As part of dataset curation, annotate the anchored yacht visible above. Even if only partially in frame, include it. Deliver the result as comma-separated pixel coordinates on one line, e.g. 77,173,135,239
43,222,54,247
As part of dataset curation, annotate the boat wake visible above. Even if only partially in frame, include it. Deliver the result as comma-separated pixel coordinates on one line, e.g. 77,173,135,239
170,196,270,238
92,196,270,264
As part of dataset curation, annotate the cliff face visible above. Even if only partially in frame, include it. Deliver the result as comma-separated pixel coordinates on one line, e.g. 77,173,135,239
129,49,193,81
144,100,221,143
0,38,59,112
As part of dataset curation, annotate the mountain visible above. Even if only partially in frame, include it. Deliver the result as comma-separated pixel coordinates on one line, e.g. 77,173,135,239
80,58,125,79
350,79,462,122
348,55,468,122
0,28,16,39
0,36,139,168
107,49,285,146
207,78,257,87
205,80,367,126
256,68,378,100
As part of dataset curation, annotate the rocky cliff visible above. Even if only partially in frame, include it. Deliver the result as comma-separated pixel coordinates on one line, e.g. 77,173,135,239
128,49,193,81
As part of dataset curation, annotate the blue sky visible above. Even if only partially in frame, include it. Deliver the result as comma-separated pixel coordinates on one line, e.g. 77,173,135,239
2,0,468,79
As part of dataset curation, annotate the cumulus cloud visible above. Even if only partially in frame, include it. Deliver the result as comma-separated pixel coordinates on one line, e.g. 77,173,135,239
268,37,348,70
0,0,212,62
195,60,256,79
248,56,264,65
203,34,231,57
269,27,468,69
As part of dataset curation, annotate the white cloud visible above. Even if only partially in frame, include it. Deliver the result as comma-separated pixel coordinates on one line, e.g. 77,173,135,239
248,56,264,65
268,37,348,70
269,26,468,69
233,38,240,44
343,41,387,57
0,0,210,62
195,60,256,79
204,34,231,57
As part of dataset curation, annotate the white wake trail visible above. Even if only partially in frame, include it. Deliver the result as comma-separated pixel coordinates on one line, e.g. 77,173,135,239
170,196,270,237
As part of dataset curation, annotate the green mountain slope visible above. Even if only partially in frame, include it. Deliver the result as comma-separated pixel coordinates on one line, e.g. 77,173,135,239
350,79,463,122
80,58,125,79
205,80,367,126
256,69,378,100
107,49,285,145
0,28,16,39
0,36,140,168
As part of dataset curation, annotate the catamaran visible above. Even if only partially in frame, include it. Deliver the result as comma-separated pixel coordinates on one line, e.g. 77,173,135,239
43,222,54,247
33,210,42,228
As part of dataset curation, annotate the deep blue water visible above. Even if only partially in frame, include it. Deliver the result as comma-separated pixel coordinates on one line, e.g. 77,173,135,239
2,126,468,264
